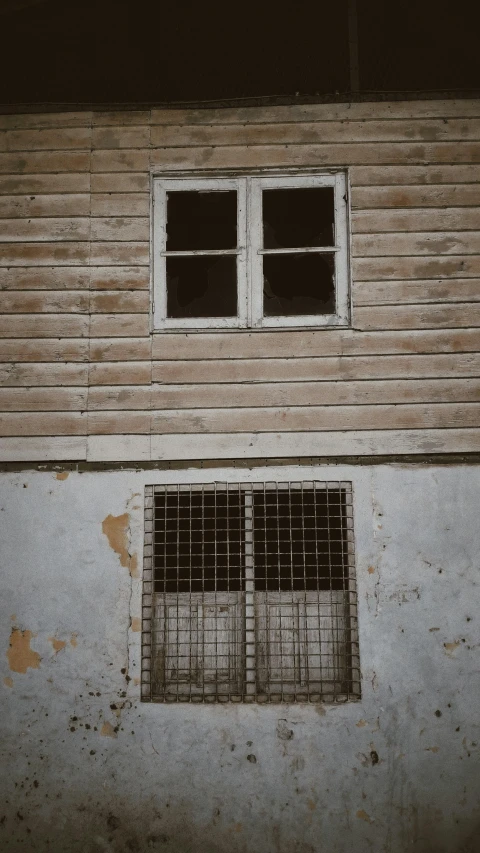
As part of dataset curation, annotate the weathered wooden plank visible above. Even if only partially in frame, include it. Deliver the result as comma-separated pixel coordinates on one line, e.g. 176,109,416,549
150,143,480,171
0,112,93,130
0,387,87,411
0,173,91,195
152,353,480,383
88,361,152,385
0,339,88,362
89,291,150,313
0,291,89,313
6,128,92,151
350,165,480,186
0,436,87,461
353,255,480,280
0,193,90,218
87,434,150,461
92,126,150,149
0,267,90,290
89,242,149,265
88,412,150,434
0,152,91,174
91,150,150,172
352,209,480,233
0,412,87,436
0,242,90,266
151,328,480,360
89,314,150,337
90,193,149,217
89,386,151,409
352,185,480,209
147,403,480,434
89,266,149,290
0,314,89,338
353,231,480,256
150,101,480,125
151,119,480,149
354,304,480,330
90,173,149,193
89,338,151,361
147,428,480,460
0,217,90,242
353,279,480,305
89,379,480,410
0,363,88,385
91,217,150,241
92,111,151,126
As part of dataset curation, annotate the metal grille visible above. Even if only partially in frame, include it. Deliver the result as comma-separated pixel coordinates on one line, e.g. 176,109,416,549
142,481,360,703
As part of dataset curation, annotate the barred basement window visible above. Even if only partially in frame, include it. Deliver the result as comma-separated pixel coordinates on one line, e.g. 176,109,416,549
142,482,360,704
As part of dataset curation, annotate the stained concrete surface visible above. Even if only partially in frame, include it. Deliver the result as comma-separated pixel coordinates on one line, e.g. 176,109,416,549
0,465,479,853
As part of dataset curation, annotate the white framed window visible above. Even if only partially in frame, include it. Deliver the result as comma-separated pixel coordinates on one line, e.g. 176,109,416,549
152,172,350,331
141,480,360,704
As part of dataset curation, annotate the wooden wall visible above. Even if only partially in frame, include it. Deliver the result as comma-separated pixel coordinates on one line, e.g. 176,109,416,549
1,100,479,462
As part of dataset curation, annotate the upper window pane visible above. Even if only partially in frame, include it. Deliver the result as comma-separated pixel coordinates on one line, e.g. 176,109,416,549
166,190,237,251
262,187,335,249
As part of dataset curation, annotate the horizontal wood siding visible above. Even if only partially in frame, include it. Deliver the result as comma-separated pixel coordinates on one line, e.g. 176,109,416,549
1,101,479,461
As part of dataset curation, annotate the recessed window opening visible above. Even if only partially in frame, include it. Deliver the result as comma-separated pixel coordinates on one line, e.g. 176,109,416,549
142,481,360,704
152,173,350,330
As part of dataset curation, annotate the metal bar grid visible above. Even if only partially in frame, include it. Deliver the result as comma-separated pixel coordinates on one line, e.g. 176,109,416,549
142,481,360,703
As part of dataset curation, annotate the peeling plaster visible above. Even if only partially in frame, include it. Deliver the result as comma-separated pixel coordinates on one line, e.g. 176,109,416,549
7,628,41,673
102,512,139,578
130,617,141,632
100,721,117,738
55,471,69,481
3,676,13,688
356,809,374,824
48,636,66,654
444,641,461,657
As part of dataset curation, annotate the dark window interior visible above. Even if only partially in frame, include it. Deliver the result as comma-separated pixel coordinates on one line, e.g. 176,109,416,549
263,188,335,249
253,488,349,591
166,255,237,318
166,191,237,251
263,253,335,316
154,491,245,593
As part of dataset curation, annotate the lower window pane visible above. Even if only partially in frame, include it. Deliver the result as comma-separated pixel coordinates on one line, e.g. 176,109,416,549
263,252,335,317
167,255,237,318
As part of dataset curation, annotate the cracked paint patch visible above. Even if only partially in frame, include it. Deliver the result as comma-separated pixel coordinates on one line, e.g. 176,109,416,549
100,721,117,738
48,637,66,654
7,628,41,673
444,641,461,657
102,512,139,578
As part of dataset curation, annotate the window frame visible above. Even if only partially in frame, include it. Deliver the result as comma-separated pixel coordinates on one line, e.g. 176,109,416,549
152,171,351,332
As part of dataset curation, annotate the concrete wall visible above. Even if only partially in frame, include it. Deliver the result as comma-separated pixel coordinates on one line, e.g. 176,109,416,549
0,464,479,853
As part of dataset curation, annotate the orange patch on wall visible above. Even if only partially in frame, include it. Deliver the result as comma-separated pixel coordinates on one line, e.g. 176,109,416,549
130,617,141,632
100,721,117,738
7,628,41,673
56,471,69,481
48,637,66,654
70,634,78,647
102,513,139,577
356,809,373,824
4,676,13,688
368,566,375,574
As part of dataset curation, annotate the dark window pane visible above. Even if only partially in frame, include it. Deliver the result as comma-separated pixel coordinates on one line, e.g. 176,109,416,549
166,191,237,251
263,188,334,249
252,488,349,592
154,491,245,593
167,256,237,318
263,253,335,317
